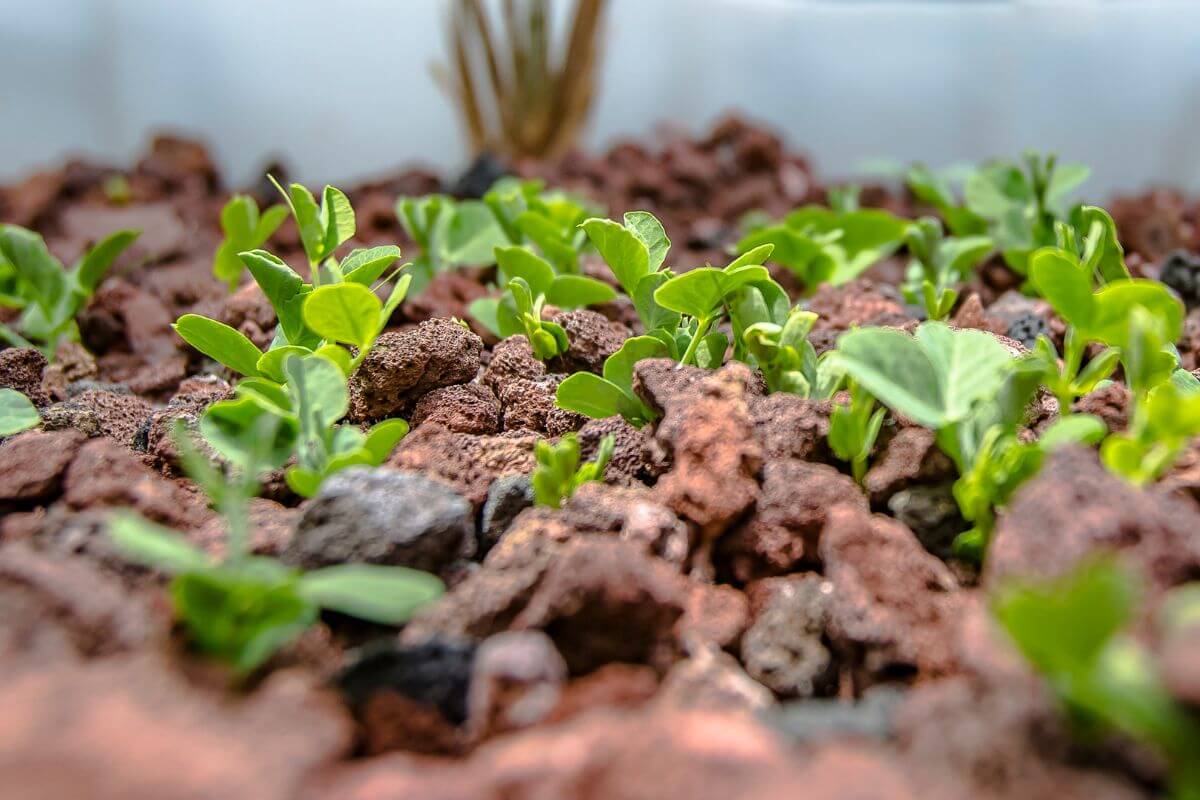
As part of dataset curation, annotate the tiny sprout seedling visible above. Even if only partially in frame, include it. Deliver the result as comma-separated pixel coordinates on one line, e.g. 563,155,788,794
741,308,839,398
269,176,355,276
828,379,885,484
468,245,614,358
1101,371,1200,485
1029,246,1183,401
109,419,442,674
397,193,507,294
904,163,987,237
532,432,615,508
735,206,908,294
203,351,409,498
0,388,40,436
993,558,1200,798
901,216,993,320
963,151,1089,274
176,184,411,380
483,178,597,274
213,194,288,291
580,211,677,333
0,224,139,354
555,335,672,426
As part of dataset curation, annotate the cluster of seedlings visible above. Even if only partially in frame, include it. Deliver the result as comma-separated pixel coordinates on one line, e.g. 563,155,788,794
3,149,1200,795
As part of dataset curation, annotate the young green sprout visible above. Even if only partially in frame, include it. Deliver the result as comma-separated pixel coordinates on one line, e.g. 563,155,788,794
0,224,139,355
828,380,885,485
212,194,288,291
532,432,615,508
108,417,441,675
902,216,993,320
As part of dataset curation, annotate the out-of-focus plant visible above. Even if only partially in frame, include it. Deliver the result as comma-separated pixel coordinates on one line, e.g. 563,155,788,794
435,0,608,160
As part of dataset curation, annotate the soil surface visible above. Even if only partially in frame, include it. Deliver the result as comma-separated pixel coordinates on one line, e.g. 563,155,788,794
2,117,1200,799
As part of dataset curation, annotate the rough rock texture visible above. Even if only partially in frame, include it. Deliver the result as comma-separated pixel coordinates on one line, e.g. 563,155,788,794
62,438,210,529
43,387,152,448
190,498,297,560
749,394,832,462
307,705,917,800
719,460,866,583
864,425,955,504
286,468,473,573
647,361,763,538
0,655,352,800
808,279,909,335
1073,382,1132,434
136,374,232,468
576,415,654,484
479,474,535,554
410,383,501,434
986,446,1200,594
389,427,538,508
551,308,629,374
887,482,964,559
0,429,85,505
656,644,776,712
481,334,546,392
742,575,836,698
348,318,483,420
0,541,162,659
819,505,962,684
336,639,476,755
0,347,49,406
467,630,568,739
497,376,566,433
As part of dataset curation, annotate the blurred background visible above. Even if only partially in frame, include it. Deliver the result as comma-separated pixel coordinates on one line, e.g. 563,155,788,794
4,0,1200,194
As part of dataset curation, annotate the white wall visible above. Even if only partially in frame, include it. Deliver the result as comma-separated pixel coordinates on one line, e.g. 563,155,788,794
3,0,1199,195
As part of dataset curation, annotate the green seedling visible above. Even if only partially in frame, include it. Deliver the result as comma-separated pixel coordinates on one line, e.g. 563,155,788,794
963,151,1090,274
828,379,885,484
555,335,672,427
213,194,288,291
741,308,840,398
1101,371,1200,485
0,388,40,435
468,245,615,355
483,178,597,274
901,216,993,320
1027,330,1121,414
203,351,409,498
397,193,507,294
269,177,355,277
0,224,139,354
835,322,1105,558
1029,246,1183,401
652,244,785,367
531,432,615,508
735,205,908,294
176,189,411,381
905,163,987,237
1054,205,1131,285
109,418,440,675
994,558,1200,799
581,210,678,333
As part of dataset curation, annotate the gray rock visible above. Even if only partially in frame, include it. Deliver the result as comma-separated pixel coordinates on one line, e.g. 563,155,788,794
887,481,964,558
286,468,474,573
767,686,906,744
40,402,101,437
741,575,835,698
479,474,535,554
467,631,567,739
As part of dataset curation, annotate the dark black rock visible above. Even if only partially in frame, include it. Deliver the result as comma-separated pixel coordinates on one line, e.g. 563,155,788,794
285,468,474,573
1005,312,1050,349
887,481,965,559
337,639,477,725
450,152,511,199
1160,249,1200,309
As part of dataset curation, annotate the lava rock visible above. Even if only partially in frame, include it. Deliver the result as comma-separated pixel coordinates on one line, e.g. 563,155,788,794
451,152,510,199
467,630,567,739
338,639,476,725
0,429,86,505
410,383,501,434
286,468,473,573
1004,311,1051,349
1160,249,1200,309
479,474,535,554
769,686,905,744
0,347,49,406
887,481,965,559
741,575,836,698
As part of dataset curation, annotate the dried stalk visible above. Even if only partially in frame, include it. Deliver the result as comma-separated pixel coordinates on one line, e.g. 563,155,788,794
436,0,608,160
